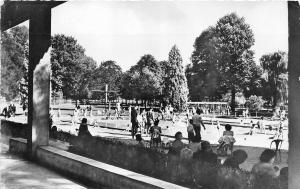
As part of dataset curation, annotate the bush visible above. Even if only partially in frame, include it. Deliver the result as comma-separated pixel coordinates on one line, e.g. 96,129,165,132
56,130,283,189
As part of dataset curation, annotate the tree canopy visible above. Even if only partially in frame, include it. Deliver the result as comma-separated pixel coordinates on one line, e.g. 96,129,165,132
187,13,257,113
260,51,288,107
51,34,97,100
120,54,162,106
1,26,29,102
91,60,123,99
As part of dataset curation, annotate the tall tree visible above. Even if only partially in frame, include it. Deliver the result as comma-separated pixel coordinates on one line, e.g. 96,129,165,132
163,45,189,111
67,56,97,102
51,34,98,102
187,13,255,114
214,13,255,114
51,34,85,94
260,51,288,108
187,27,223,101
1,26,29,102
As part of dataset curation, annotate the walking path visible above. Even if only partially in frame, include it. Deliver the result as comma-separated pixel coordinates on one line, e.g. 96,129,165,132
0,138,97,189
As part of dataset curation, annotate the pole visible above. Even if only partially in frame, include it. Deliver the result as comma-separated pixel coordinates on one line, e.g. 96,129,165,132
105,84,108,112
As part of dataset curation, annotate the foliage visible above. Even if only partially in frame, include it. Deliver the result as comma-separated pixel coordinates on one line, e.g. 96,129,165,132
221,92,246,106
1,26,29,102
51,34,97,100
187,27,223,101
91,60,123,99
162,45,189,111
245,95,265,112
120,54,162,105
54,130,284,189
187,13,256,113
260,51,288,108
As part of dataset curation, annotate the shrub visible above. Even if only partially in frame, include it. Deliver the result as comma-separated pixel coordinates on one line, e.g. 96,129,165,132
56,131,282,189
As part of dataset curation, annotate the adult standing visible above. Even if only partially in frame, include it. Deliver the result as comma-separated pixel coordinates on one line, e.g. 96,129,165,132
2,106,8,119
131,106,138,138
146,108,154,134
128,105,132,119
192,108,206,140
116,102,121,119
192,107,196,115
22,103,27,114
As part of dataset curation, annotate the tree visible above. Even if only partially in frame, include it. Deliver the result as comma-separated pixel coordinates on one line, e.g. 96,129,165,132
51,34,85,94
187,13,256,114
187,27,222,101
245,95,265,117
260,51,288,108
214,13,255,114
91,60,122,99
66,56,97,102
243,64,263,98
163,45,189,111
51,34,97,102
1,26,29,102
120,54,162,107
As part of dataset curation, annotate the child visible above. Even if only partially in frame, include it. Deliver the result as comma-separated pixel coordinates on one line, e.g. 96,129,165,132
171,112,176,125
218,124,236,156
187,119,195,143
257,117,266,134
136,134,147,148
149,119,162,148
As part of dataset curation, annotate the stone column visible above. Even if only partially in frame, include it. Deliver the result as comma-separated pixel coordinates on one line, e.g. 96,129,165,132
288,2,300,189
27,7,51,157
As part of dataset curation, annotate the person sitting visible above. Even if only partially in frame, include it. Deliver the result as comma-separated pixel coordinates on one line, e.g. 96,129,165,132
78,118,92,138
169,132,185,155
217,124,236,155
223,149,248,169
193,141,218,164
279,167,288,189
136,133,147,148
149,119,162,147
180,145,193,161
187,135,201,153
251,149,280,178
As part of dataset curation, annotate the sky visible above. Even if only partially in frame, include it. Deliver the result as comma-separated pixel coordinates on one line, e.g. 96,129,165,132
50,1,288,71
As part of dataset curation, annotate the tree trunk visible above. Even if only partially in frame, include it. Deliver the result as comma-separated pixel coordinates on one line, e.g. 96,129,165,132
273,91,277,108
230,87,236,115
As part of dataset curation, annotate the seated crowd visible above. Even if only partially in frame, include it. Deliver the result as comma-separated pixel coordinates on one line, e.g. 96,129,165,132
71,107,287,189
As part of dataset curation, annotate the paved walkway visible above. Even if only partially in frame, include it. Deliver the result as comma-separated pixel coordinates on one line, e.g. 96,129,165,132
0,142,96,189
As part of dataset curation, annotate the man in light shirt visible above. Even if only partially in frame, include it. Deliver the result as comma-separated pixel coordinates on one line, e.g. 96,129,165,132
192,108,206,140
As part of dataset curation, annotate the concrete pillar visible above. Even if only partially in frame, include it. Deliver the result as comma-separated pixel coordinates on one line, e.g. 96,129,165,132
27,7,51,157
288,2,300,188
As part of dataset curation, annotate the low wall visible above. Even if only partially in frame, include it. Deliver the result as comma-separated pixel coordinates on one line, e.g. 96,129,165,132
9,138,187,189
9,137,27,154
1,119,27,138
